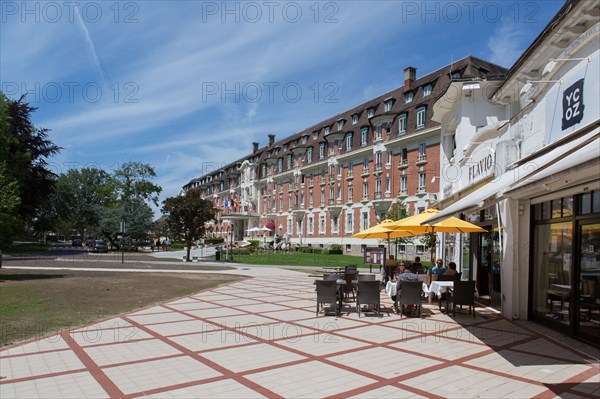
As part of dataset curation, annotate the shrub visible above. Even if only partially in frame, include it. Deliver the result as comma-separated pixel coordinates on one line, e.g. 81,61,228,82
204,237,225,245
328,244,343,254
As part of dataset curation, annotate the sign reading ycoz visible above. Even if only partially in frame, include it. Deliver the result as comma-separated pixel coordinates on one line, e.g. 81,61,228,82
562,78,585,130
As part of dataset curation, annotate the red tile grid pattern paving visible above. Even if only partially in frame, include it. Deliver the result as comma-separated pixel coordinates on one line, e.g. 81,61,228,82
1,274,599,398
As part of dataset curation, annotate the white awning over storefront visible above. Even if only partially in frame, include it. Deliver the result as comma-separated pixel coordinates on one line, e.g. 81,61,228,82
425,126,600,224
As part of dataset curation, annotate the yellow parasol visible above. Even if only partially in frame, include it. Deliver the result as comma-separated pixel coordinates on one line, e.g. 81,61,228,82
352,219,418,258
388,209,487,263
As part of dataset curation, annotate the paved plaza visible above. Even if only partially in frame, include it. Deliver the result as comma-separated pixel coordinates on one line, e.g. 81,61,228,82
1,269,599,398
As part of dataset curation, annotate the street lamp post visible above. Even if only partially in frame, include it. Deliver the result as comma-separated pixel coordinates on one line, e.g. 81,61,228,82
229,223,234,261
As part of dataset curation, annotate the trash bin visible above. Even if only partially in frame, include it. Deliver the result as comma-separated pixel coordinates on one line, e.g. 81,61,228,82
182,255,187,262
215,250,220,261
192,255,198,263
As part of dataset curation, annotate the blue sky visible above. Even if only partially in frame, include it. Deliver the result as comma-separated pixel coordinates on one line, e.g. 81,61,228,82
1,0,564,214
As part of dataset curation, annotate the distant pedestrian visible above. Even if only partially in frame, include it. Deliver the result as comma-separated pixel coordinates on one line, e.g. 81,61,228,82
156,239,161,251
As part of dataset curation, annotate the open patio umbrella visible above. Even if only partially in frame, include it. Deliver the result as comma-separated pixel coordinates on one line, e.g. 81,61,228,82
388,209,487,263
352,219,418,258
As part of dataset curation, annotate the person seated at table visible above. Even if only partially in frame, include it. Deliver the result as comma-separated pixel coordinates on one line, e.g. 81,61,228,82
431,258,447,275
392,262,419,314
413,256,425,274
445,262,458,276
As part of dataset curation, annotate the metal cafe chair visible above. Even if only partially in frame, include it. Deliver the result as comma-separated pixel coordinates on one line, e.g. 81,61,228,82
447,280,476,318
357,280,384,318
397,281,423,318
315,280,340,316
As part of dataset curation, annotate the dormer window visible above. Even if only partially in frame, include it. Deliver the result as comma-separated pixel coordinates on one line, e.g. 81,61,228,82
367,108,375,118
324,126,330,136
352,114,358,124
423,84,432,96
384,99,394,112
416,105,426,129
312,131,319,140
398,112,407,135
450,71,461,79
404,92,413,103
302,135,308,144
283,144,288,152
336,119,345,131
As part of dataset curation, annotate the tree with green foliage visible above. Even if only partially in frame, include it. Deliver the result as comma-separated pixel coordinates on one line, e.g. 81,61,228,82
385,199,412,258
162,190,216,261
0,93,61,224
113,161,162,206
0,163,22,264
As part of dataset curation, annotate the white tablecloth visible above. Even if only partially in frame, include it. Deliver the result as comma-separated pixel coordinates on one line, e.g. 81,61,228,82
429,281,454,296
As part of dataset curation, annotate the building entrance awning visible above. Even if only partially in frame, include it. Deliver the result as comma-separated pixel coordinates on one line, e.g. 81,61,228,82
425,127,599,224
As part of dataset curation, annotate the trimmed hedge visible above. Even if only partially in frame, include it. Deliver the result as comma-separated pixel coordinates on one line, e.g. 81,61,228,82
204,237,225,245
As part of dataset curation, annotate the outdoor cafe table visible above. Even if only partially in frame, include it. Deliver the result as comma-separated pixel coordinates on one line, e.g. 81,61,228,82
428,280,454,304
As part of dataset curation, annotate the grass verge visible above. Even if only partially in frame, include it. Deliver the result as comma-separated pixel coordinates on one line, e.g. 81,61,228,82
0,269,244,347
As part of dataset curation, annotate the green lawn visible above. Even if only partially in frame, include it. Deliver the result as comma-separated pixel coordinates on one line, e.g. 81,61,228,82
229,252,372,268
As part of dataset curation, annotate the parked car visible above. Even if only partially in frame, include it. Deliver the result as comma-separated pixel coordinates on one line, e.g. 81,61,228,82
71,239,82,246
91,240,108,253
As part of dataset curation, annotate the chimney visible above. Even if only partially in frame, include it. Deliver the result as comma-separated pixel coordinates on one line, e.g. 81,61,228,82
268,134,276,147
404,66,416,92
252,142,259,154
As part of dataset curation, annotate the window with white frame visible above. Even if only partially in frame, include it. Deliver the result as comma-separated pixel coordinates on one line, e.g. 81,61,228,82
386,150,392,166
419,142,426,158
361,211,369,231
319,143,325,159
336,120,344,131
423,84,432,96
404,92,413,103
367,108,374,118
352,114,358,124
361,128,368,146
261,164,266,177
346,212,353,233
347,185,353,201
363,182,368,198
279,196,283,209
320,189,325,204
375,178,381,195
324,126,330,136
287,154,292,169
277,158,282,173
401,147,408,163
337,186,341,200
312,131,318,140
384,99,393,112
308,216,314,234
300,192,305,207
319,215,326,234
332,216,339,233
306,147,313,163
363,158,369,171
401,175,407,192
376,124,382,140
309,191,313,206
287,218,292,233
329,186,334,201
329,165,335,176
345,133,352,151
302,135,308,144
416,245,425,253
385,176,391,192
418,172,426,190
398,113,407,134
375,151,382,168
416,106,426,129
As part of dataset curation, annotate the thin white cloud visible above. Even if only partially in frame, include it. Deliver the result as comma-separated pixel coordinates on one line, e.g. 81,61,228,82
487,19,528,68
74,5,106,82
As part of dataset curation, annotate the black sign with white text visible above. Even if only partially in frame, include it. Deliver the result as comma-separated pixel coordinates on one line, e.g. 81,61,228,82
562,78,585,130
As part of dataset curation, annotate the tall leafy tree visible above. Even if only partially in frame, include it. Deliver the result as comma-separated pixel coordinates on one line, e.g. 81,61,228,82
113,161,162,206
0,93,61,222
385,199,412,258
0,163,22,262
162,190,216,261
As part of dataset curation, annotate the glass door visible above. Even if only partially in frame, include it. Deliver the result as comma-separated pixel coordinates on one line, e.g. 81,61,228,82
577,222,600,341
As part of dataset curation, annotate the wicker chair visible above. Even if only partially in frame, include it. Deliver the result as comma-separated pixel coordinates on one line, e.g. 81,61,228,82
316,280,340,316
397,281,423,318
